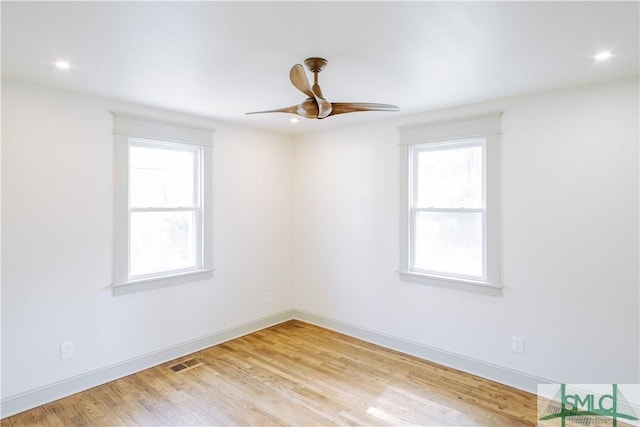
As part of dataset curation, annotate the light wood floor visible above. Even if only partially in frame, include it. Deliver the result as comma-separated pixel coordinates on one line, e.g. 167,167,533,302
2,320,538,426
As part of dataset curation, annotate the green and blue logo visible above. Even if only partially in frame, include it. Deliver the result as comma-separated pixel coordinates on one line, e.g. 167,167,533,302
538,384,639,426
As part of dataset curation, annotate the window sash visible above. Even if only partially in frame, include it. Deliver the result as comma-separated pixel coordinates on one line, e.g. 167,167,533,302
128,138,202,210
409,208,486,281
410,139,485,209
127,207,203,280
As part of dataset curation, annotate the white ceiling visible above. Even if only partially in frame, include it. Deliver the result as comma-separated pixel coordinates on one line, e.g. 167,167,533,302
2,1,638,135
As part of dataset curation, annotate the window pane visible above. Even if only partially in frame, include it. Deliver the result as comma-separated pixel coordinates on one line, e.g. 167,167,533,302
414,211,483,277
130,145,196,208
130,211,196,277
416,145,483,208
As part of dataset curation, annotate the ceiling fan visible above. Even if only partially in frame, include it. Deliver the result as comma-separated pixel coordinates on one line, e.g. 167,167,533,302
247,57,399,119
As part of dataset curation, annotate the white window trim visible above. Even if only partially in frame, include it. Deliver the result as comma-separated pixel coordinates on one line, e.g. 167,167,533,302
398,112,502,296
113,113,214,296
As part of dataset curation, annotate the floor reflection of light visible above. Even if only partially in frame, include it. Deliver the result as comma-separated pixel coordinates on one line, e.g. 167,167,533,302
389,385,463,417
364,385,478,425
366,406,410,425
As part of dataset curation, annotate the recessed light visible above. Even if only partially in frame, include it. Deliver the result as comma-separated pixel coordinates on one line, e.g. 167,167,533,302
289,117,299,124
54,60,72,70
593,51,613,62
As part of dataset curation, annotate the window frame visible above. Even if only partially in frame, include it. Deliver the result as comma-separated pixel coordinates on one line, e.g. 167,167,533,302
128,138,204,280
409,138,487,281
399,113,502,296
113,113,214,295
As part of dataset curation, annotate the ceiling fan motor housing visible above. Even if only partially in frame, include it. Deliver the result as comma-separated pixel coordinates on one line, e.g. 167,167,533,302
304,57,328,73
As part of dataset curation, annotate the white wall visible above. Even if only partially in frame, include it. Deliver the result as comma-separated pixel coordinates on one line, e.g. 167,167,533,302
1,79,294,398
293,77,639,385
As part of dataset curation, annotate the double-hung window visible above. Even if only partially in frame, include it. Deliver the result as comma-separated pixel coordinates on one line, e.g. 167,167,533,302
399,113,502,295
411,138,485,278
129,139,202,278
113,113,213,295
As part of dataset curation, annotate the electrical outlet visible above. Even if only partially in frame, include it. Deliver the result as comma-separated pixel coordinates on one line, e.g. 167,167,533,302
265,291,272,304
60,341,74,359
512,336,525,353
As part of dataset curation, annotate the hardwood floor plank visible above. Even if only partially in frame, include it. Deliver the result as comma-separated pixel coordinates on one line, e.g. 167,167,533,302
2,320,538,426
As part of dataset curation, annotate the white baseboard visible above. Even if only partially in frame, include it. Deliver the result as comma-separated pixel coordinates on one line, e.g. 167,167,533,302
292,309,553,394
0,309,295,419
2,308,554,419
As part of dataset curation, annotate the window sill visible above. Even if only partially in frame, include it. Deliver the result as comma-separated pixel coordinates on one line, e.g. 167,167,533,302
113,269,215,296
398,270,502,296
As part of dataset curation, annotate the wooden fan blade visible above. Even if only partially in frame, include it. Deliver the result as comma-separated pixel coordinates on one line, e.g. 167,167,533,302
327,102,400,117
317,98,332,119
312,83,324,99
310,84,331,119
290,64,315,99
246,98,319,119
246,105,299,115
